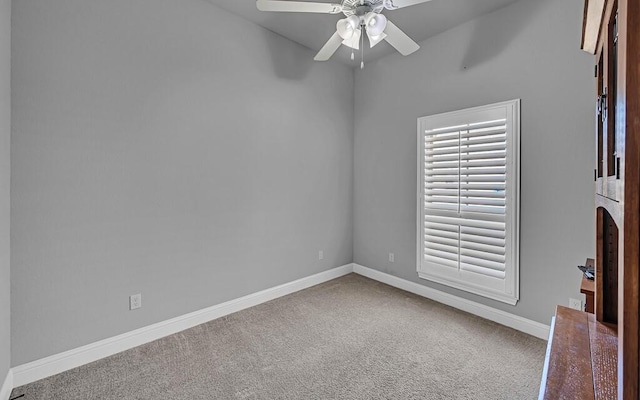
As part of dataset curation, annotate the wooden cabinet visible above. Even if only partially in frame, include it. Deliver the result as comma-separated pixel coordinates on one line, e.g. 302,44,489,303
540,1,639,398
581,261,595,313
595,1,622,202
587,0,640,397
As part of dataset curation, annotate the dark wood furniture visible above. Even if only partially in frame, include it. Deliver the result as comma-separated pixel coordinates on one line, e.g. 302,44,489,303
581,276,595,314
540,306,617,399
580,258,595,313
540,0,639,398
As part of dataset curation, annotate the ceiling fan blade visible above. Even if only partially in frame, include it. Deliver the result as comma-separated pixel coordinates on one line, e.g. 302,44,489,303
383,20,420,56
314,32,343,61
383,0,435,10
256,0,342,14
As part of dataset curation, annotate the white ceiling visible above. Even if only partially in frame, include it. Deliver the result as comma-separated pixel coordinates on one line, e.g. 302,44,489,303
206,0,521,65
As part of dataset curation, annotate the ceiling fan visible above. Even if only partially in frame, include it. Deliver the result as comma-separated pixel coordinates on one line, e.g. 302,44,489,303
256,0,433,67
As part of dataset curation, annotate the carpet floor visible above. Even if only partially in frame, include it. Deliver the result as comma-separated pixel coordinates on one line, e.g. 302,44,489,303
11,274,546,399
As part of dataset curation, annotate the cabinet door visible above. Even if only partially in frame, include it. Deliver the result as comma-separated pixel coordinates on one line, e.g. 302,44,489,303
597,3,622,202
596,51,604,196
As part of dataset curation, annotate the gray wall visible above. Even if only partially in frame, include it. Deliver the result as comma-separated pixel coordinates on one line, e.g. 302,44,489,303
354,0,595,325
0,0,10,383
11,0,353,365
10,0,597,367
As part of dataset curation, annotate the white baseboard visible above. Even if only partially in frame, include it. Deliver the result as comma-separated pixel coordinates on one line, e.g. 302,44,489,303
11,264,354,388
0,369,12,400
10,262,549,390
353,264,550,340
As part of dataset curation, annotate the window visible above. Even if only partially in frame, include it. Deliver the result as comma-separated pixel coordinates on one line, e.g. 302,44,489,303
417,100,520,305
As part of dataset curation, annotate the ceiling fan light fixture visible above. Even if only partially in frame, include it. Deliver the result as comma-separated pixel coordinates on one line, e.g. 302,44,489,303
367,31,387,48
342,27,361,50
364,12,387,37
256,0,423,64
336,15,361,40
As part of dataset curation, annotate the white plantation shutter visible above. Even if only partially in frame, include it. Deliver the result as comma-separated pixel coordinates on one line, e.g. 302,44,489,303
417,100,520,305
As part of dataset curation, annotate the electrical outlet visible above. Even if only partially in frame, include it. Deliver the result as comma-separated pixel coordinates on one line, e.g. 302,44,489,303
569,298,583,311
318,250,324,260
389,253,395,263
130,294,142,310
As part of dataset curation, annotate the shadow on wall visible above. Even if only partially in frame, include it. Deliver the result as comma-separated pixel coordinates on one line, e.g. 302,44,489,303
260,27,315,81
460,0,545,70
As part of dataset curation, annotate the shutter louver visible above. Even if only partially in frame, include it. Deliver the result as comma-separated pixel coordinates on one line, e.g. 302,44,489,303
423,118,508,276
419,101,519,305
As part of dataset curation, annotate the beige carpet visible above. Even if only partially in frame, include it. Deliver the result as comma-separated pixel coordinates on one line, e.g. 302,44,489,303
11,274,546,399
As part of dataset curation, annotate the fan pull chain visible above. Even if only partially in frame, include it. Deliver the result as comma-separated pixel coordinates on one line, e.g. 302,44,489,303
360,29,364,69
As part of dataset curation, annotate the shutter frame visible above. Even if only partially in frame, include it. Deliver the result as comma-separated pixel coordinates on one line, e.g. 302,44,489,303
416,100,520,305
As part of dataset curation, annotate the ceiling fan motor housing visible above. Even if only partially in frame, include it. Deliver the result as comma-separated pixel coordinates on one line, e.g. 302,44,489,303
341,0,384,18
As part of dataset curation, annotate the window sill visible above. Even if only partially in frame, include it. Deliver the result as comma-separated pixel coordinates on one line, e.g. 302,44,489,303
417,271,519,306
